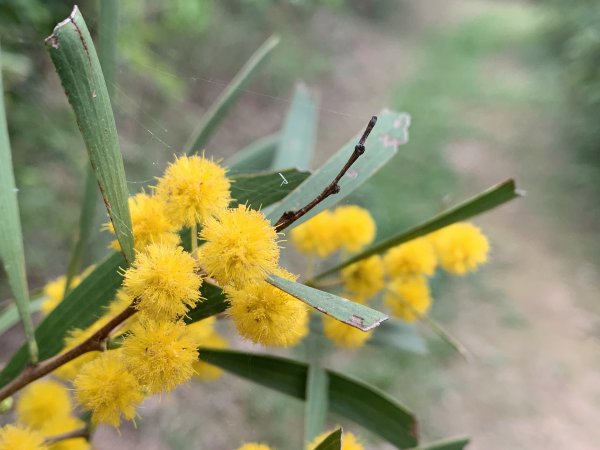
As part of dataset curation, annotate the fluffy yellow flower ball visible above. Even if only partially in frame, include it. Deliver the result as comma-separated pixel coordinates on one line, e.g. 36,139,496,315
0,425,47,450
384,237,437,279
290,210,341,258
333,205,376,253
198,205,279,287
123,243,202,320
307,430,364,450
430,222,490,275
121,319,198,394
16,380,72,429
226,271,309,347
323,315,372,349
155,155,231,228
40,416,89,450
384,276,432,322
103,192,179,251
237,444,272,450
341,255,385,300
73,351,144,427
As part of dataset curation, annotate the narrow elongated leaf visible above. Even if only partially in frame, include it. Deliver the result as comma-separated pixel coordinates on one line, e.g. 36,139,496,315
227,133,279,173
305,365,329,443
231,169,310,210
313,428,342,450
184,283,229,324
265,109,410,227
0,298,44,337
408,437,470,450
199,349,418,448
186,35,280,154
272,83,318,171
268,275,387,331
0,252,125,389
0,46,38,363
317,179,520,279
46,6,134,263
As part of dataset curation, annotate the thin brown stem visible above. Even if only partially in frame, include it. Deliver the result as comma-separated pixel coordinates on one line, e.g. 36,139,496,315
0,303,138,402
45,427,90,444
274,115,378,232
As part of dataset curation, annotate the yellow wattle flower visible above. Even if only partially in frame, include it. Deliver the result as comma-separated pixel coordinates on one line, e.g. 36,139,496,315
16,380,72,429
333,205,376,253
322,315,372,349
226,270,308,347
40,416,89,450
123,243,202,320
429,222,490,275
198,205,279,287
155,154,231,228
290,210,341,258
237,444,272,450
307,430,364,450
384,237,437,279
121,319,198,394
40,266,93,315
341,255,385,300
74,350,144,427
0,424,47,450
384,276,432,322
103,192,180,251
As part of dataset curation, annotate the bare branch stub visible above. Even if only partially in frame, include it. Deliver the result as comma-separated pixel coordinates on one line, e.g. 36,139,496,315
274,115,377,232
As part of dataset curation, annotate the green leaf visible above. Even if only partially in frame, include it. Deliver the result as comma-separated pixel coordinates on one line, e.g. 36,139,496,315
184,283,229,324
368,319,428,355
0,298,43,337
46,6,134,263
0,46,38,363
317,179,521,279
408,436,470,450
312,428,342,450
186,35,280,154
97,0,118,98
227,133,278,173
199,349,418,448
305,364,329,444
231,169,310,210
272,83,318,171
265,109,410,227
268,275,387,331
0,252,125,389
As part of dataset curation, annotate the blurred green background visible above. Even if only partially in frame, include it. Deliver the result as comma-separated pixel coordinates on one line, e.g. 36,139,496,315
1,0,600,449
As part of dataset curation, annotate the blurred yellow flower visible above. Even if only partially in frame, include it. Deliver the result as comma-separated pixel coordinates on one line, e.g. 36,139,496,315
0,424,47,450
429,222,489,275
40,416,89,450
384,237,437,279
333,205,376,253
307,430,364,450
237,444,272,450
341,255,385,300
323,315,372,349
384,276,431,322
16,380,72,429
290,210,341,258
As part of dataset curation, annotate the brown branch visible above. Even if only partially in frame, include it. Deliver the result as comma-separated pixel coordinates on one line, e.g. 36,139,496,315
274,115,378,232
45,427,90,445
0,303,138,402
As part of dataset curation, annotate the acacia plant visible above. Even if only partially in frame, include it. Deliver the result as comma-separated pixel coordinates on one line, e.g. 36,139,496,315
0,4,520,450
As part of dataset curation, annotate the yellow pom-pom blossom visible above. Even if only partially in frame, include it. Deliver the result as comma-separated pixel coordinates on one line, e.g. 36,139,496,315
323,315,372,349
290,210,341,258
341,255,385,300
123,243,202,320
237,444,272,450
384,237,437,279
226,270,308,347
40,416,89,450
198,205,279,287
103,192,179,251
155,155,231,228
333,205,376,253
41,275,81,315
307,430,364,450
429,222,490,275
0,424,47,450
121,319,198,394
16,380,72,429
384,276,432,322
74,350,144,427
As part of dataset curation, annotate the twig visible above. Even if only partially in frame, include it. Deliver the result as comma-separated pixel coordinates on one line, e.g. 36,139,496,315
45,427,90,444
274,116,378,232
0,303,138,402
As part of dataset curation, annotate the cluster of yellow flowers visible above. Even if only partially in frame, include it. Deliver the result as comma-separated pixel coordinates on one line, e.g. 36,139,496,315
237,429,364,450
292,208,490,349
